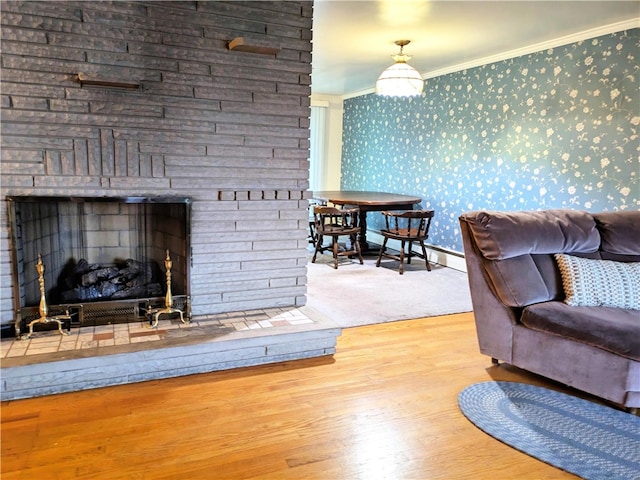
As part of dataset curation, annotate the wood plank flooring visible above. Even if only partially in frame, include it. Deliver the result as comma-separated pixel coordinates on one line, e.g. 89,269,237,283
1,313,581,479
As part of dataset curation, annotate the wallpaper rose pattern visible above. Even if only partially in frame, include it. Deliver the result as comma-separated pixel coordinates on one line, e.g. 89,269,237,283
341,29,639,253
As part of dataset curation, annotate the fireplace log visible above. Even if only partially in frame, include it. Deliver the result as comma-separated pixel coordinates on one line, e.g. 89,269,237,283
58,258,162,303
119,259,152,282
112,283,162,299
81,267,119,286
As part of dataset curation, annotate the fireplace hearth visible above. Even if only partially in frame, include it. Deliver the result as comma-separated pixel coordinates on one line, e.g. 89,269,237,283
7,196,191,337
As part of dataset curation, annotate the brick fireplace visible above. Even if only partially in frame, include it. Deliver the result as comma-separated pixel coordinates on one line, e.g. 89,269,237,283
0,1,336,400
1,1,314,329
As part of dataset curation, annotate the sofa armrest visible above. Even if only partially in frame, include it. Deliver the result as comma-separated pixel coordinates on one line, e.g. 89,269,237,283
459,217,519,363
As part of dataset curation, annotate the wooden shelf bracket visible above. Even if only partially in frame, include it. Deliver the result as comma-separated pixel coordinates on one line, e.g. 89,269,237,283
227,37,280,56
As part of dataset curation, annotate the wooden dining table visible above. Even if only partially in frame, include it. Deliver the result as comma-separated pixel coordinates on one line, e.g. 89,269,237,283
312,190,422,251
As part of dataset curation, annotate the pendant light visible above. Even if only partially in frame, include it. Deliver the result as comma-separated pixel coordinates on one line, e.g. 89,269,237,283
375,40,424,97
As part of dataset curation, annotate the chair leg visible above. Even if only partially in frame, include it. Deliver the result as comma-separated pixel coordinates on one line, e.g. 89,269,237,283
355,234,363,264
308,221,316,244
376,238,388,267
398,240,406,275
420,240,431,271
407,241,413,264
312,235,323,263
332,236,339,269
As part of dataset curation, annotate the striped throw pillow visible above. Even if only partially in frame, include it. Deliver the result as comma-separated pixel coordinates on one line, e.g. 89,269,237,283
555,254,640,310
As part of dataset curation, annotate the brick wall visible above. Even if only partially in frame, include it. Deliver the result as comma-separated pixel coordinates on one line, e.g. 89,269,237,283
0,1,313,325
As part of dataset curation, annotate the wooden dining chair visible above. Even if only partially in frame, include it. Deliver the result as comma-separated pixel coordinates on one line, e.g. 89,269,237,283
376,209,435,274
311,205,363,269
307,200,326,245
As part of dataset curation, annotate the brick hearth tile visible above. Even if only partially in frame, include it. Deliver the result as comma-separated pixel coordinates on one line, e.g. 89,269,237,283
28,335,62,344
78,332,95,342
27,344,59,355
94,332,114,341
197,318,222,327
289,318,314,325
162,321,182,329
217,317,239,325
0,341,13,357
81,340,99,349
128,322,152,333
131,334,162,343
94,325,115,334
58,342,78,352
114,332,130,342
270,320,290,327
5,343,28,357
130,329,164,338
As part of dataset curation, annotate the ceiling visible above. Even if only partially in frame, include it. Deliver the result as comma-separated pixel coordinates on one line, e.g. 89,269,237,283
310,0,640,97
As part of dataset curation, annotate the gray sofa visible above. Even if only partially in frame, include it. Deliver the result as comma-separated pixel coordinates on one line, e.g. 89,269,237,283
459,209,640,410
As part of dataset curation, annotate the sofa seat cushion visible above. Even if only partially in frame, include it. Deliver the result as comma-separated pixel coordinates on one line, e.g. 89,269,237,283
521,301,640,361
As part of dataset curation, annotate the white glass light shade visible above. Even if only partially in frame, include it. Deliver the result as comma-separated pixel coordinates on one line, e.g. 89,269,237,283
375,61,424,97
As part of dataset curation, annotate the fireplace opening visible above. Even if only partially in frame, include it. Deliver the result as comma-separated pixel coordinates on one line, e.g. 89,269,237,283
7,196,191,336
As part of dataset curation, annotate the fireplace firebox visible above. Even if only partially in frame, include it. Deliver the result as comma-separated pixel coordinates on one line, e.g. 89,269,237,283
7,196,191,337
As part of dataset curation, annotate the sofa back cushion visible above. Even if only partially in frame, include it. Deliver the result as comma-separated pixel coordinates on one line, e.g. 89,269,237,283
461,210,603,307
593,211,640,261
481,255,558,307
464,209,600,260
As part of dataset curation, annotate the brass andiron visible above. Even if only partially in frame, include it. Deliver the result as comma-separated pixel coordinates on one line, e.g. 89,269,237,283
26,253,71,339
148,250,187,328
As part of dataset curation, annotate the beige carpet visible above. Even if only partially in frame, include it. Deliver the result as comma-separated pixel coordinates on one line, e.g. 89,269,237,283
306,250,473,328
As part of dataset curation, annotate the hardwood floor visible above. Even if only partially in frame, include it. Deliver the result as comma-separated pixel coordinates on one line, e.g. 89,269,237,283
1,312,580,479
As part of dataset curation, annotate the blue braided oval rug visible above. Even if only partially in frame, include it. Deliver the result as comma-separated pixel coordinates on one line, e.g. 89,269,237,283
458,381,640,480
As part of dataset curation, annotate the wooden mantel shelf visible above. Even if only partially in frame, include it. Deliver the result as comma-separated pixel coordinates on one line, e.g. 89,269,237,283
76,73,140,90
227,37,280,56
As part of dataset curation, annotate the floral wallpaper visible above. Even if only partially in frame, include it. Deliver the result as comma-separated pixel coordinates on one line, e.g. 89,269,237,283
341,29,639,253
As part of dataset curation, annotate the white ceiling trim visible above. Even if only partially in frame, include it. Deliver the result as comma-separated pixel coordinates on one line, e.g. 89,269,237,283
343,18,640,100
